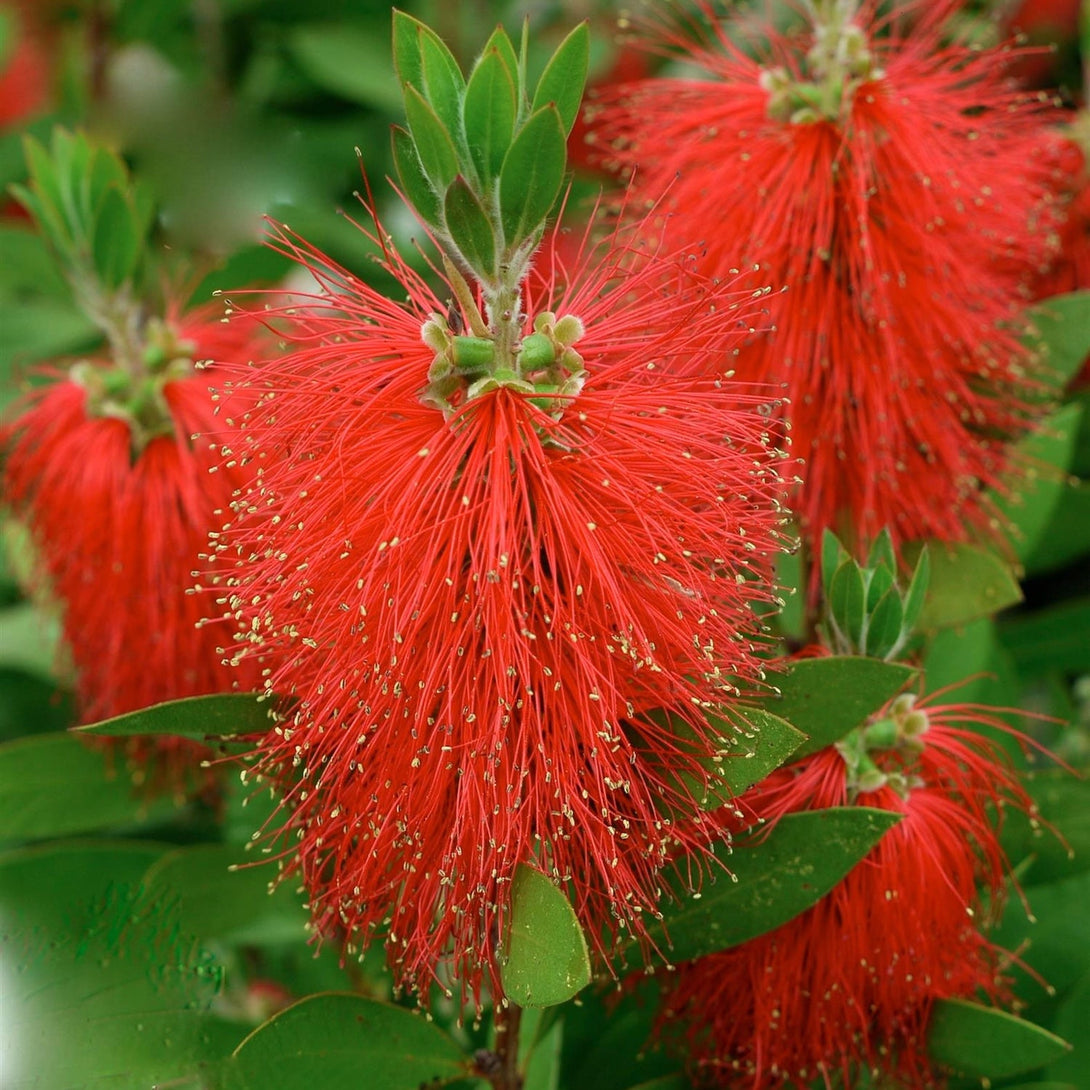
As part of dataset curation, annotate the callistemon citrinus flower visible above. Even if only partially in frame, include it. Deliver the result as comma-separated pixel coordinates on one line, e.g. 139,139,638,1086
593,0,1058,559
209,210,791,1000
658,692,1041,1088
2,305,266,791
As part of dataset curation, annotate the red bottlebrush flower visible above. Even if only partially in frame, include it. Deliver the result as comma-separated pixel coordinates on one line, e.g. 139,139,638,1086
593,0,1058,562
659,692,1040,1089
2,306,267,792
209,209,791,1001
0,6,50,130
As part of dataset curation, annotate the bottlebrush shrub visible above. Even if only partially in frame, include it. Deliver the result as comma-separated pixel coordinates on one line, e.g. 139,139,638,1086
207,208,793,1002
592,0,1061,561
1,305,267,792
657,690,1048,1089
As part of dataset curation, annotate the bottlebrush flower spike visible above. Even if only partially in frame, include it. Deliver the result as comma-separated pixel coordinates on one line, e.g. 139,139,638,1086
593,0,1059,561
658,691,1045,1089
209,206,791,1001
2,305,267,793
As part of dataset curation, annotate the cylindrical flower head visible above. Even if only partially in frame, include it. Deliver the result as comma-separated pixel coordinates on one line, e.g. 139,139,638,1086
658,693,1041,1088
593,0,1059,557
210,212,791,1000
2,306,267,791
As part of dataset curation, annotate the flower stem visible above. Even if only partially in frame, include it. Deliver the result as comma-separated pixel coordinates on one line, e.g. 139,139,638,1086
489,1002,523,1090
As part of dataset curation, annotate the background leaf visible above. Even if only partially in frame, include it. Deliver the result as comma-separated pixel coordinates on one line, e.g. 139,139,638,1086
914,542,1023,630
75,691,276,739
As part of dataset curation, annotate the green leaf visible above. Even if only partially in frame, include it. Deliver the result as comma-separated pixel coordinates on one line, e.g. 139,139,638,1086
139,843,309,945
391,125,441,227
531,22,590,135
391,9,426,97
0,733,182,844
1027,290,1090,389
403,83,460,191
73,691,276,740
499,105,566,249
901,544,931,633
521,1007,564,1090
0,601,61,679
863,586,904,660
1000,596,1090,676
765,656,916,759
914,541,1023,630
288,24,403,113
1001,769,1090,886
419,28,466,148
821,529,849,601
865,528,895,573
620,807,900,968
502,864,592,1007
0,841,240,1088
927,999,1071,1078
1047,971,1090,1084
828,559,866,647
463,46,517,183
705,707,805,797
444,175,497,278
224,994,471,1089
863,560,895,613
999,402,1085,564
91,184,141,289
481,24,520,98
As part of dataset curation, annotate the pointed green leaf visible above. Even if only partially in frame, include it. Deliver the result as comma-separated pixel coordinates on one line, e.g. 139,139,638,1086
223,994,470,1089
901,544,931,633
821,528,850,601
0,733,182,843
391,124,440,227
531,22,590,135
914,541,1023,630
464,46,517,183
482,24,520,96
403,83,459,190
864,560,895,613
419,27,466,147
928,999,1071,1078
289,23,403,113
444,175,497,278
618,807,900,968
502,864,591,1007
863,586,904,660
765,656,916,759
828,558,866,646
1027,290,1090,390
499,105,566,249
865,528,895,572
140,843,308,945
73,691,276,740
704,706,805,797
91,185,140,290
391,9,425,96
999,402,1085,564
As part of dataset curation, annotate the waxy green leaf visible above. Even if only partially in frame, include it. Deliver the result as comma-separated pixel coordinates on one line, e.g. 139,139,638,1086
419,28,466,147
502,864,592,1007
913,541,1023,630
928,999,1071,1078
499,105,566,249
621,807,900,968
764,656,916,759
531,22,590,135
1027,290,1090,389
464,46,517,183
828,559,866,647
403,83,459,191
705,706,805,798
223,994,470,1089
0,733,181,843
444,175,497,278
74,691,276,740
391,125,440,227
139,843,308,946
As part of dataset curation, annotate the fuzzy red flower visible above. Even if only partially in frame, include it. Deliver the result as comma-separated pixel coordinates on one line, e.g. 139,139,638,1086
210,211,791,1000
593,0,1058,560
658,692,1039,1088
2,306,267,791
